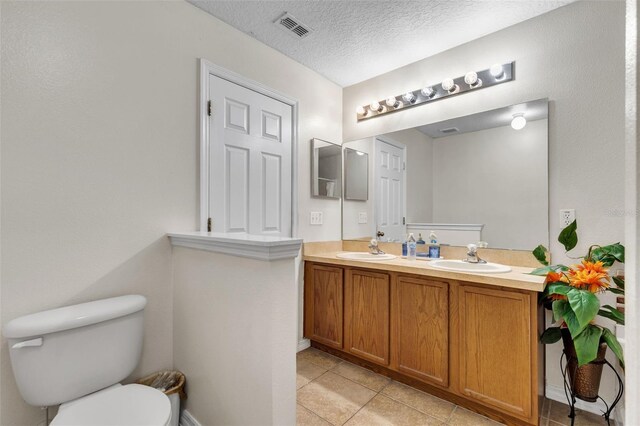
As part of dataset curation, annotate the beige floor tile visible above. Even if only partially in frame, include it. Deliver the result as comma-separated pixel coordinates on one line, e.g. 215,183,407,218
447,407,503,426
297,404,332,426
297,347,342,369
380,381,455,422
547,399,609,426
297,371,377,426
298,359,328,389
332,361,391,392
345,394,444,426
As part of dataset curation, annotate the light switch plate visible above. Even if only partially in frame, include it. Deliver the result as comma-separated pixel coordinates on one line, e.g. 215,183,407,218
358,212,368,224
310,211,323,225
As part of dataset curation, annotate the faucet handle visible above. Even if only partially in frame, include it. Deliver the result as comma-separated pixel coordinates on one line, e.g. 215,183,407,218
467,243,477,253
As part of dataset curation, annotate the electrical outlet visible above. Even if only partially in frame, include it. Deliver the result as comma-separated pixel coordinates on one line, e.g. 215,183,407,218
358,212,368,224
559,209,576,227
310,211,323,225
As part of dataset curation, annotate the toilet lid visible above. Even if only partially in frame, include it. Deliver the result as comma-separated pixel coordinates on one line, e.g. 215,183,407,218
51,384,171,426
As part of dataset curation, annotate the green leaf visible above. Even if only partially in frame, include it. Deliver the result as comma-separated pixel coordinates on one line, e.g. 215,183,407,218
602,328,625,368
591,243,625,266
547,283,570,296
598,305,625,325
613,275,625,290
573,324,603,366
567,288,600,329
533,245,549,266
540,327,562,344
608,286,625,295
558,220,578,252
552,300,568,323
562,302,586,337
529,264,569,276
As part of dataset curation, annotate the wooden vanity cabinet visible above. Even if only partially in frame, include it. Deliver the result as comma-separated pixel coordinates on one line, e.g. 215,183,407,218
303,261,542,426
344,269,390,365
457,284,536,419
303,263,344,349
391,275,449,387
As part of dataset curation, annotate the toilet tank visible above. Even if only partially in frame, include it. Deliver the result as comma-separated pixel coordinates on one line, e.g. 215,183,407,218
3,295,147,407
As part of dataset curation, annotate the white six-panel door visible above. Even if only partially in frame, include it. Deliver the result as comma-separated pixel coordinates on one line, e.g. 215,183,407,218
375,138,406,241
209,75,292,236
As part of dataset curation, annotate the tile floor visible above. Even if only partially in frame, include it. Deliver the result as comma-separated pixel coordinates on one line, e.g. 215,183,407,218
296,347,613,426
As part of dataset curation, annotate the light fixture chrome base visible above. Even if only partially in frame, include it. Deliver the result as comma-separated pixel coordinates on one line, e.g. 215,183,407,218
356,62,514,121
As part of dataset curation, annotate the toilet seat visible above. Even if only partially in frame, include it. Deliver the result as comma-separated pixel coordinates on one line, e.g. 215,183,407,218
51,383,171,426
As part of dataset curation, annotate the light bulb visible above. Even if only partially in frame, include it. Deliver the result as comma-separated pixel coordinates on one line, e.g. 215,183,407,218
490,64,504,79
421,87,435,98
402,92,416,103
395,100,404,109
386,96,398,108
369,101,381,111
464,71,481,87
356,105,366,116
511,113,526,130
379,105,388,113
442,78,457,93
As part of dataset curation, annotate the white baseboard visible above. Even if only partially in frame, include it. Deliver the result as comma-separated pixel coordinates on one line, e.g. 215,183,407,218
297,338,310,352
545,384,610,417
180,409,202,426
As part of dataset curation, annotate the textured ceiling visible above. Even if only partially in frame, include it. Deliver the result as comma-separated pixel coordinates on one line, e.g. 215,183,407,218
188,0,575,87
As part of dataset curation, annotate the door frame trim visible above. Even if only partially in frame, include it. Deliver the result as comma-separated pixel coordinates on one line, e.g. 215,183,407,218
373,136,407,240
199,59,299,237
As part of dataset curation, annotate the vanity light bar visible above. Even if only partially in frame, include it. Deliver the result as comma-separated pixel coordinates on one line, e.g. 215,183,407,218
356,62,515,121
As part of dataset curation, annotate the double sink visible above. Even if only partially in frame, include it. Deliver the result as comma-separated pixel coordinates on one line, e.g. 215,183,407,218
335,252,511,274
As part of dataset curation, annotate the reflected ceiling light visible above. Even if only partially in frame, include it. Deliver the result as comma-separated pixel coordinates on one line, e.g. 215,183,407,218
490,63,505,79
442,78,458,93
402,92,416,103
421,86,435,98
511,113,527,130
464,71,482,88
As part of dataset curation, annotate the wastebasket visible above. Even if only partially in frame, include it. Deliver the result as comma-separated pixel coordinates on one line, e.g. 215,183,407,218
137,370,187,426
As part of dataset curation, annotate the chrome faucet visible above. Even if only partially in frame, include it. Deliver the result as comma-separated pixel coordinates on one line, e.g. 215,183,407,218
463,244,486,264
368,239,386,255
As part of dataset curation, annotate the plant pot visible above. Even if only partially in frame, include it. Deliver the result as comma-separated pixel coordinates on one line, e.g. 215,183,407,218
561,328,608,402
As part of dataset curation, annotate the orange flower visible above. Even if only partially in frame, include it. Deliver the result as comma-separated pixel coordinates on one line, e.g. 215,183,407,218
545,271,568,285
568,260,610,293
549,294,568,301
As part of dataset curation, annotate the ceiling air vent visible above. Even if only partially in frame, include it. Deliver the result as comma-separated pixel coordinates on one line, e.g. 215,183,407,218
274,12,313,39
440,127,460,134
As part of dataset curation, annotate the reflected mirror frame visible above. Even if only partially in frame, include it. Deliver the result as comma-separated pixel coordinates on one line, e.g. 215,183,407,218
344,147,369,201
311,138,342,200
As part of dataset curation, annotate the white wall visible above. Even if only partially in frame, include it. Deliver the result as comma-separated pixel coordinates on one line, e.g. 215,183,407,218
172,247,297,426
0,1,341,425
343,0,625,404
432,120,548,250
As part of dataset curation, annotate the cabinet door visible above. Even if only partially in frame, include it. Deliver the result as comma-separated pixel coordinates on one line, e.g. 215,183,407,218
304,264,343,349
392,275,449,386
458,285,532,418
345,269,390,365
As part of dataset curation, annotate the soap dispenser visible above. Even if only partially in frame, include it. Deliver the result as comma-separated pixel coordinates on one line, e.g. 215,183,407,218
407,233,417,261
428,231,441,259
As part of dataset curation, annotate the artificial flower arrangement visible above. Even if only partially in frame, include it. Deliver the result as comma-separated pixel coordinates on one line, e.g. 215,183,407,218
532,220,625,372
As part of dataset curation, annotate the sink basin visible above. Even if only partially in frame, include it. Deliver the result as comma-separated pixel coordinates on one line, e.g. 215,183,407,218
429,259,512,274
335,252,397,261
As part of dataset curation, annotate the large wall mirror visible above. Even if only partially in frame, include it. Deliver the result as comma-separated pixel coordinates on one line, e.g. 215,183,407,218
311,138,342,199
342,99,549,250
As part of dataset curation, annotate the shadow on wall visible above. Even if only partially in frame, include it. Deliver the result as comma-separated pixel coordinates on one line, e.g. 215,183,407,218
1,237,175,426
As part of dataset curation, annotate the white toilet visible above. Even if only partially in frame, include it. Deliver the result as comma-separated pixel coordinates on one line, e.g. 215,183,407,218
3,295,171,426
